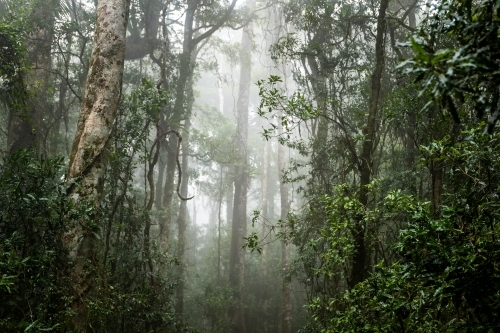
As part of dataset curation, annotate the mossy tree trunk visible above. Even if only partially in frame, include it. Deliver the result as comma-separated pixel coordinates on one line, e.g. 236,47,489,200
65,0,131,331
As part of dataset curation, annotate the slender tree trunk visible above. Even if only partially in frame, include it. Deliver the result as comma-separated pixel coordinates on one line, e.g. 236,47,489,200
229,3,254,330
159,0,195,252
306,36,330,193
218,166,224,284
64,0,131,330
351,0,388,287
277,109,292,333
154,3,171,210
175,77,195,317
260,138,270,333
226,178,234,225
430,159,444,218
8,0,57,153
218,69,224,114
159,0,237,252
260,6,279,328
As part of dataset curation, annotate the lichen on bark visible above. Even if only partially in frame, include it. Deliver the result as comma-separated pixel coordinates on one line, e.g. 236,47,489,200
64,0,131,331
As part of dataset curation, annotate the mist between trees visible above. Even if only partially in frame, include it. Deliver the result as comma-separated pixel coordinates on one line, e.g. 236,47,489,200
1,0,500,332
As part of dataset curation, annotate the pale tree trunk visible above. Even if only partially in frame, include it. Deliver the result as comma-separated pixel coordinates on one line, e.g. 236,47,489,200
218,166,224,284
228,2,254,330
277,109,292,333
65,0,131,331
351,0,388,287
8,0,58,153
260,138,270,333
261,6,279,329
226,179,234,225
218,69,224,114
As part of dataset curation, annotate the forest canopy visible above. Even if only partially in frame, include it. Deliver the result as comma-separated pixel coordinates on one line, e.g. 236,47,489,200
1,0,500,332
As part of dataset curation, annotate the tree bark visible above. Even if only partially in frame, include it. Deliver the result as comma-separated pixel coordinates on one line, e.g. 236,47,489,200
351,0,388,287
65,0,131,330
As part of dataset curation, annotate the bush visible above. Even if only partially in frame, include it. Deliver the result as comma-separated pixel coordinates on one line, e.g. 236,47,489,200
310,126,500,333
0,150,72,332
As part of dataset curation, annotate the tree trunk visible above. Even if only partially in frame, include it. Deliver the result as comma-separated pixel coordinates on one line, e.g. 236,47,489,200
277,108,292,333
351,0,388,287
65,0,131,330
8,0,58,153
159,0,195,252
159,0,237,252
218,166,224,284
175,78,195,318
260,138,271,333
228,3,254,330
226,178,234,225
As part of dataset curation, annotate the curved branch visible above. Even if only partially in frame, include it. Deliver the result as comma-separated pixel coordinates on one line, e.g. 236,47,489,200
191,0,238,46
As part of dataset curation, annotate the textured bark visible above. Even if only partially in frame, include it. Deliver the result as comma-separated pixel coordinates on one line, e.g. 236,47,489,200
7,0,57,153
65,0,131,330
351,0,388,287
228,4,254,331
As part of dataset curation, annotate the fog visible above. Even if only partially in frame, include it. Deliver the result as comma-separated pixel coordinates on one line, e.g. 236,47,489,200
3,0,481,332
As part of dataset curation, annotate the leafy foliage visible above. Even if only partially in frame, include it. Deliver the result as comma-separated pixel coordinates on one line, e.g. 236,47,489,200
308,125,500,333
402,0,500,131
0,150,72,332
0,18,27,110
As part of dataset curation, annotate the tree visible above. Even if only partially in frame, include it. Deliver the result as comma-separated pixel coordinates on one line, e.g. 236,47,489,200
351,0,389,286
158,0,238,252
7,0,59,153
228,1,254,331
64,0,131,330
